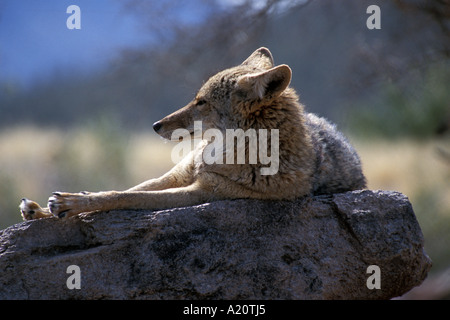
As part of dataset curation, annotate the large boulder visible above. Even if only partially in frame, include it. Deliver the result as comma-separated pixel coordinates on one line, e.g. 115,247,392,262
0,190,431,299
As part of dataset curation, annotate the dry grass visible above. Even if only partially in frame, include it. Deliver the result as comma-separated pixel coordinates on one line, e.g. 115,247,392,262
354,138,450,216
124,132,175,184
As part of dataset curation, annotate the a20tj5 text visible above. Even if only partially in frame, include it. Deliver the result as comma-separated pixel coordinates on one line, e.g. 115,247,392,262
183,304,265,318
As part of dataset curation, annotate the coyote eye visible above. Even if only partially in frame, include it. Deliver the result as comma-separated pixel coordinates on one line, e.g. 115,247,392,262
196,99,207,106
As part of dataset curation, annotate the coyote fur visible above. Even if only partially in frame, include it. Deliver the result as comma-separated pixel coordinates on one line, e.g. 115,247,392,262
20,47,366,220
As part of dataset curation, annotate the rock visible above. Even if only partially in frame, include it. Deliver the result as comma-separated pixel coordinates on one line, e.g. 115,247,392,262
0,190,431,300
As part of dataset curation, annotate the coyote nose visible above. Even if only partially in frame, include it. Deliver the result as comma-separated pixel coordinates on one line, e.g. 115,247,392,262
153,121,162,133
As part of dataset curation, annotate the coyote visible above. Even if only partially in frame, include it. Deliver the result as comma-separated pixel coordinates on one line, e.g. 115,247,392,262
20,47,366,220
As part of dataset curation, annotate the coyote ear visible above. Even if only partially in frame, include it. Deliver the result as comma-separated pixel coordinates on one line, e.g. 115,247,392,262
237,64,292,100
241,47,274,70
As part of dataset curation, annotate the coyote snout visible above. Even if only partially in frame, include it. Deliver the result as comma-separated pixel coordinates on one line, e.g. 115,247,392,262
20,47,366,220
152,100,199,140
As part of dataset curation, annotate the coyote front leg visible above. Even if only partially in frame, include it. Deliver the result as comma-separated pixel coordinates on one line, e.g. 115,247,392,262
48,182,212,218
47,150,201,218
19,170,194,220
20,150,196,220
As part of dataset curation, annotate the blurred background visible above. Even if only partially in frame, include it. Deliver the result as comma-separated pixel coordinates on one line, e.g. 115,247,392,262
0,0,449,298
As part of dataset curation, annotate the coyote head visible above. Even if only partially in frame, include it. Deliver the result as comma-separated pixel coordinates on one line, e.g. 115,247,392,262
153,47,292,140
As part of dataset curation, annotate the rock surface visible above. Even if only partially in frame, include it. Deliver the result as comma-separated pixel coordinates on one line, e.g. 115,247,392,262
0,190,431,300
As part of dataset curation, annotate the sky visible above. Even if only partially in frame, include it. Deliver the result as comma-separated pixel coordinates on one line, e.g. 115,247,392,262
0,0,177,88
0,0,299,89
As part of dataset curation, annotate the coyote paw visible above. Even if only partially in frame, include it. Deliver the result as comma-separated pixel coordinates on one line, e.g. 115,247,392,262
48,192,90,218
19,198,53,220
